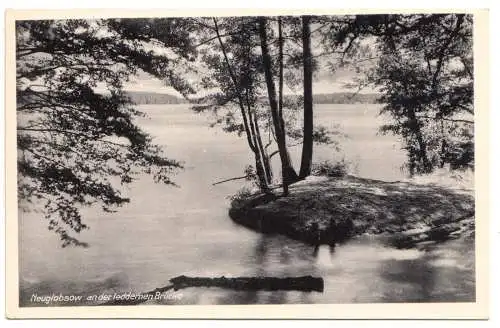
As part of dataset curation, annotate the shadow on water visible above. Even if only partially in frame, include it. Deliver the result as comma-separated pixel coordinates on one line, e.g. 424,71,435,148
379,257,437,302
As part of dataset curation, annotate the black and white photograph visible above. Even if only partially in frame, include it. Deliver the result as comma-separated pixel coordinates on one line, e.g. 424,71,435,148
4,9,489,319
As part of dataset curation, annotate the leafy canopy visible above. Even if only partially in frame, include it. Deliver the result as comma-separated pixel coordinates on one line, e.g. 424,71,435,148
16,18,196,247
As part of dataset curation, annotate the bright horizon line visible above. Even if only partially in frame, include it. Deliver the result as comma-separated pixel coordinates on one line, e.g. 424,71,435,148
121,81,381,97
120,67,381,97
123,89,381,96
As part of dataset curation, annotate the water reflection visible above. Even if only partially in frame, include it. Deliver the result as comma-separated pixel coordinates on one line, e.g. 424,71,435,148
313,244,336,268
216,235,319,304
216,234,475,305
19,229,475,306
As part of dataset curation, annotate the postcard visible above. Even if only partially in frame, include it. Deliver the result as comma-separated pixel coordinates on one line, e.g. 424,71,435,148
4,8,489,319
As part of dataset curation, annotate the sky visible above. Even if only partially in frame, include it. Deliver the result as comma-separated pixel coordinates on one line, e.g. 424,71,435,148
119,19,380,97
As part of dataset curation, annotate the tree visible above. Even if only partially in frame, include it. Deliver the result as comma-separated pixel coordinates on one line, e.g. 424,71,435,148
192,16,341,195
378,14,473,174
323,14,474,175
257,16,299,194
191,17,274,191
16,18,197,246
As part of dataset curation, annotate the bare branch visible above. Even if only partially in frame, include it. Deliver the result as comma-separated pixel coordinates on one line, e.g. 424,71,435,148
212,175,250,186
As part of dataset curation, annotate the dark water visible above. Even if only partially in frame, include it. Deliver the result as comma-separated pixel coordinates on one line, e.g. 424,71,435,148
19,104,475,306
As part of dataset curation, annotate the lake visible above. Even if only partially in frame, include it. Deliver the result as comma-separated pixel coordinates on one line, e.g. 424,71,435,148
18,104,475,306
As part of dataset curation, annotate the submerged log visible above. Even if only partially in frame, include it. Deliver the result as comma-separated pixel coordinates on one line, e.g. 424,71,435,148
104,275,323,306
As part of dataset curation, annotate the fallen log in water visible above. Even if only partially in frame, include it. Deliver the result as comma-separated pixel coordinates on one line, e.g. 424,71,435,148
104,275,324,306
170,275,324,292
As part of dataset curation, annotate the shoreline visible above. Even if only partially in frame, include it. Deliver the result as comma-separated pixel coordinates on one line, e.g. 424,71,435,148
228,175,475,248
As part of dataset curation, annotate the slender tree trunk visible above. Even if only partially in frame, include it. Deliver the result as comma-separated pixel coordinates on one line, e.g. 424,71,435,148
214,18,269,190
244,85,272,185
257,17,298,195
246,91,270,190
253,111,273,184
299,15,314,178
250,121,269,190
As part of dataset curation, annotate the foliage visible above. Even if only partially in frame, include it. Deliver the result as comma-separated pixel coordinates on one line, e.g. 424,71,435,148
16,19,196,246
375,15,473,174
311,159,350,178
325,14,474,175
228,185,256,208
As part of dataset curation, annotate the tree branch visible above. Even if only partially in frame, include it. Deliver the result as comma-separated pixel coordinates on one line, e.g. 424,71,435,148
431,15,464,93
212,175,250,186
192,32,241,48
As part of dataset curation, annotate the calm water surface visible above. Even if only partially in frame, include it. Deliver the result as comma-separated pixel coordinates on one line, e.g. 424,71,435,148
19,104,475,305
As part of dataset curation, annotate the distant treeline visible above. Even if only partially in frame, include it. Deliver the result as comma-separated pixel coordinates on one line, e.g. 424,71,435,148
311,93,380,104
126,91,381,105
126,91,190,104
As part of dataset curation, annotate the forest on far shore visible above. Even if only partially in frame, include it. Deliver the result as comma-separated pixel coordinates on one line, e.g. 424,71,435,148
126,91,381,105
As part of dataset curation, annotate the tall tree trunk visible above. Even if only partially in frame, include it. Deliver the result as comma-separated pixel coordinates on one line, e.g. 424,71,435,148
299,15,314,178
213,18,269,191
257,17,298,195
278,17,284,120
276,16,288,184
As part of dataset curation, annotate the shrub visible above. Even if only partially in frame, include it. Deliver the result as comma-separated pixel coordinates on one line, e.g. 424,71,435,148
311,159,350,178
228,185,256,207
